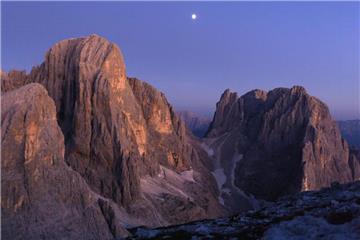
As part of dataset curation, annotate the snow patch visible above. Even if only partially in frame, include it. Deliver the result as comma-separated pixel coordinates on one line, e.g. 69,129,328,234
201,142,214,157
140,166,196,200
179,169,195,182
135,228,160,238
222,188,231,195
230,153,243,192
212,168,227,205
212,168,226,190
140,177,169,196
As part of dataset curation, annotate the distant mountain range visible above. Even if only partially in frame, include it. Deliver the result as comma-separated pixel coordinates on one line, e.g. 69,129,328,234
177,111,211,138
1,34,359,239
337,120,360,150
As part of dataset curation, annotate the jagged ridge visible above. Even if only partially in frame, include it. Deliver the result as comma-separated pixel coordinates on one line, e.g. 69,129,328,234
1,35,225,239
204,86,359,202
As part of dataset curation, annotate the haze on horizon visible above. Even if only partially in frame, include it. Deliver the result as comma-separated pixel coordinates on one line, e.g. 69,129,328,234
2,2,359,120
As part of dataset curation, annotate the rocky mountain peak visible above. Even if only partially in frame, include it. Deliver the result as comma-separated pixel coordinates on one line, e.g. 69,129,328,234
1,34,226,239
206,89,238,137
290,85,307,94
243,89,268,101
42,34,127,94
1,69,28,92
204,85,358,202
2,34,358,239
45,34,123,68
219,88,238,104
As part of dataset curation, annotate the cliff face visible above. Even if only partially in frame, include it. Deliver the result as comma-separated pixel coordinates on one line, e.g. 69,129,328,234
2,34,358,239
205,86,358,201
128,77,192,173
1,83,128,239
1,70,29,92
3,35,140,206
1,35,225,239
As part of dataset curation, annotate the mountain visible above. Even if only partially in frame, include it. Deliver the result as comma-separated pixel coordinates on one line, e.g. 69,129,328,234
129,181,360,239
1,35,225,239
177,111,211,138
203,87,360,203
1,83,128,239
337,120,360,150
2,34,359,239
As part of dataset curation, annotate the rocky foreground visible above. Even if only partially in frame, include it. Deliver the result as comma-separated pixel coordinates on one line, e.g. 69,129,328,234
128,181,360,239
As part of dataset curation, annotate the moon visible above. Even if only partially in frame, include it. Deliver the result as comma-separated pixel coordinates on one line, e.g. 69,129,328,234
191,14,197,20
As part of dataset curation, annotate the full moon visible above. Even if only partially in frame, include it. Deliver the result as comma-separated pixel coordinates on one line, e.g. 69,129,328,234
191,14,197,20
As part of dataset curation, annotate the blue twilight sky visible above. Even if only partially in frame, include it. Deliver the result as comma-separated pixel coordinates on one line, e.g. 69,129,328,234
1,1,359,119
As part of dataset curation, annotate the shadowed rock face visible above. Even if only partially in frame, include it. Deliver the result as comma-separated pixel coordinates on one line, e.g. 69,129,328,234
1,83,128,239
1,35,225,238
205,87,358,201
349,148,360,181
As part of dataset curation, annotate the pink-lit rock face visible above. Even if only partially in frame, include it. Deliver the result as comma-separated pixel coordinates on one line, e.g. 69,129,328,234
1,83,126,239
2,34,359,240
1,35,226,239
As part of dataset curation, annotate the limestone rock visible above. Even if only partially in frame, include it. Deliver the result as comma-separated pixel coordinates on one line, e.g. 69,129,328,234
1,83,127,239
128,77,191,173
349,148,360,180
2,34,358,239
205,86,357,201
1,70,29,93
29,35,140,207
1,35,225,237
129,181,360,239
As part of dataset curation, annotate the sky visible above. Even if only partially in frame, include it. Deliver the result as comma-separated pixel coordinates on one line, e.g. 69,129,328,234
2,2,359,120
